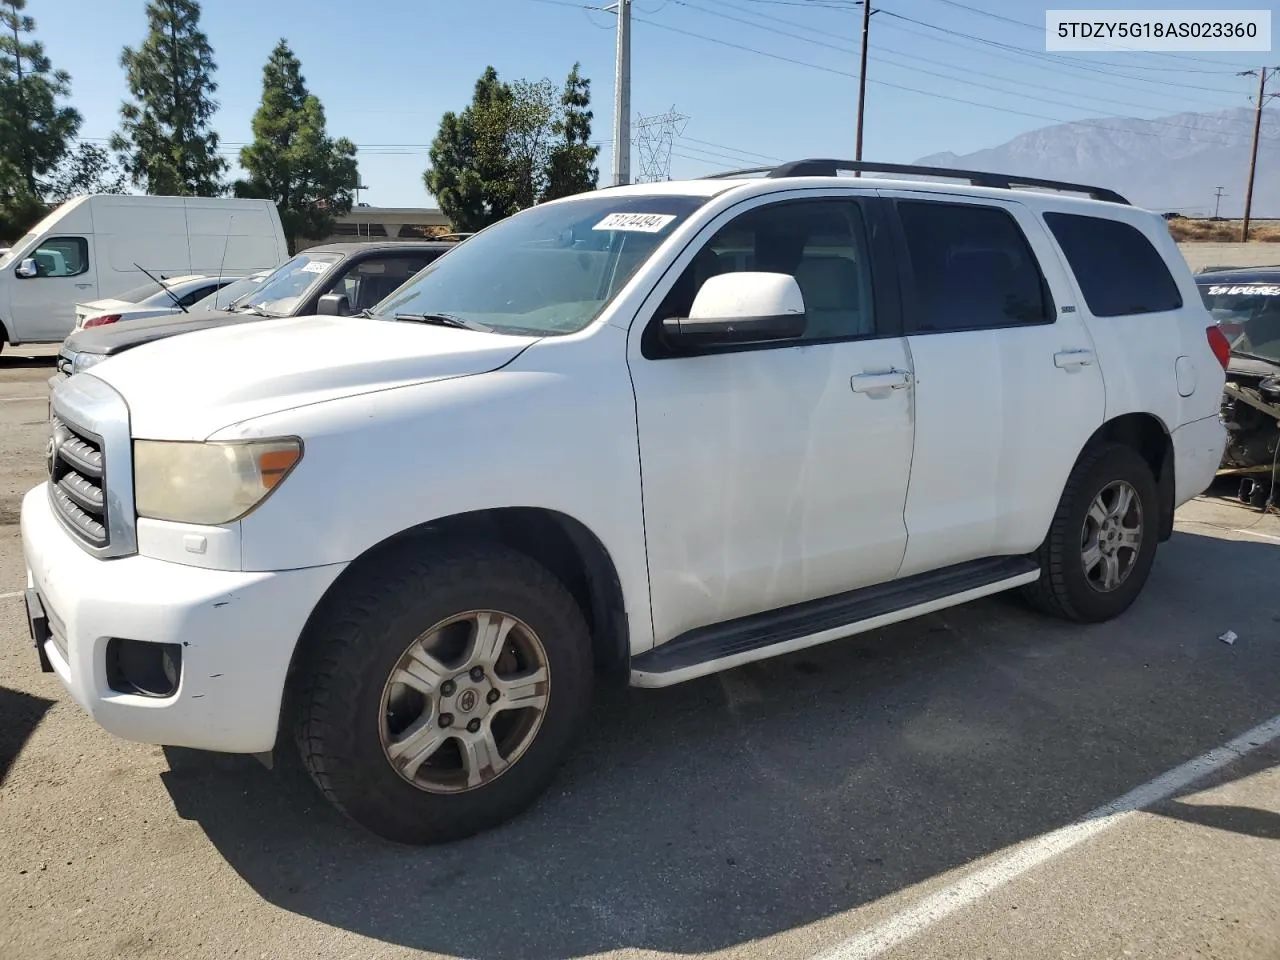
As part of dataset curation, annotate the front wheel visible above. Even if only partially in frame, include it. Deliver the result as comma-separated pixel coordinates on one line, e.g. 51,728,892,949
294,542,594,844
1022,443,1160,623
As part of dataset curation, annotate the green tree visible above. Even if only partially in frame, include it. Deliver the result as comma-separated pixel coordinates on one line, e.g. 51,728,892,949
0,0,80,202
110,0,226,196
544,63,599,202
233,39,358,252
424,66,520,233
507,77,557,210
46,142,129,203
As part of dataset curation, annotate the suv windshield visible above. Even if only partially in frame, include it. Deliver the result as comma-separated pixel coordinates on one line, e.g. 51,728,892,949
1199,280,1280,364
373,194,709,335
237,252,342,317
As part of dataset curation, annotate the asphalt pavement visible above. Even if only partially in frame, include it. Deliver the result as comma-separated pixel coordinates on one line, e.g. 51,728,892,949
1,342,1277,960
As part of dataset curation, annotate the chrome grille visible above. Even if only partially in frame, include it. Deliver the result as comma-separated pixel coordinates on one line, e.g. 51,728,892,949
49,414,109,548
47,374,137,559
55,352,73,379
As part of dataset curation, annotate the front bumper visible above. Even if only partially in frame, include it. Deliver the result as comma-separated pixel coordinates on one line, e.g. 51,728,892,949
1172,413,1229,506
21,483,347,754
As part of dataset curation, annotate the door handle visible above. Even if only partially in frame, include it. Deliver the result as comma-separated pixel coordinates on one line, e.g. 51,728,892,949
1054,349,1094,369
851,369,912,393
73,283,92,289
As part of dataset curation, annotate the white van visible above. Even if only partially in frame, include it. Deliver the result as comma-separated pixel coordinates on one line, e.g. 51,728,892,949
0,194,287,347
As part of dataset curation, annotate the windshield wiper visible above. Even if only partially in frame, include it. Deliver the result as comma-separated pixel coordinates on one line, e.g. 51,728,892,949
393,312,492,332
133,262,189,314
237,303,273,318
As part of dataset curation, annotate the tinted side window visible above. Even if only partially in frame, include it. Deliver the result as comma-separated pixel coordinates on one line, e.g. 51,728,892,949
898,201,1052,332
654,198,877,343
179,283,219,307
330,255,434,312
1044,212,1182,317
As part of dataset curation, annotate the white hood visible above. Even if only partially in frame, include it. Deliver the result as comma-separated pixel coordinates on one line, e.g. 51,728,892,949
82,314,539,439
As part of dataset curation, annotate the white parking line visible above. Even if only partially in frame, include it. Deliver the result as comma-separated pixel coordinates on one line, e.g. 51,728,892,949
1231,527,1280,543
813,713,1280,960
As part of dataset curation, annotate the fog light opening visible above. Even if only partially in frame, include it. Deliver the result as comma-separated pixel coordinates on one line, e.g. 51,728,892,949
106,638,183,698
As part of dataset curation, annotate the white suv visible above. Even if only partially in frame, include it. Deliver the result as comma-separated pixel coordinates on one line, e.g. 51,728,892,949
21,160,1228,845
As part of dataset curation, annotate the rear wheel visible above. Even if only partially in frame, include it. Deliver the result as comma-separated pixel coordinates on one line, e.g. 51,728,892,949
1022,443,1159,623
294,542,594,844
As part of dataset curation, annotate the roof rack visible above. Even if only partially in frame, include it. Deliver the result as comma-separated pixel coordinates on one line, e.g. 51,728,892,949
702,159,1129,205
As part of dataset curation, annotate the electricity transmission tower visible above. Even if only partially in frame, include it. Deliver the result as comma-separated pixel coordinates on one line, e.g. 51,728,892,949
634,108,689,182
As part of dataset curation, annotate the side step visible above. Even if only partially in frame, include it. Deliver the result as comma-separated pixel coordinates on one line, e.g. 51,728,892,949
630,556,1039,687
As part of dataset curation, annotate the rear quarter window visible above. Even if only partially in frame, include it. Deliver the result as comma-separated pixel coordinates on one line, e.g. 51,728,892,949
1043,212,1182,317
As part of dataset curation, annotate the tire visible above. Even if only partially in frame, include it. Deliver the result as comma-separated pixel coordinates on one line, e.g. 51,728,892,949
294,541,594,845
1021,442,1160,623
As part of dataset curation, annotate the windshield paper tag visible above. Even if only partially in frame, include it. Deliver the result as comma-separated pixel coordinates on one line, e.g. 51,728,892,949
1208,284,1280,296
593,213,677,233
301,261,328,273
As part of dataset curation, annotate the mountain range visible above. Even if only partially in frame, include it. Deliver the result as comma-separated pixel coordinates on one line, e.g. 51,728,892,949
914,107,1280,218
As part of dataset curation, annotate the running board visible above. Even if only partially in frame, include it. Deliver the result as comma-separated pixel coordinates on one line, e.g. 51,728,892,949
630,556,1040,688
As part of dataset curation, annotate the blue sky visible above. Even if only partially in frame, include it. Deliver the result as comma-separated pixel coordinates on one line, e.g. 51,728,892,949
31,0,1280,207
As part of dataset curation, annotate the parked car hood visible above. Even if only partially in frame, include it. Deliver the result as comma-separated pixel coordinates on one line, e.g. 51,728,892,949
81,314,540,440
65,308,263,356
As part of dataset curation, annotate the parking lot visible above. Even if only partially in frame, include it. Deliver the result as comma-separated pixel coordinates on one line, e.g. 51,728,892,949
1,343,1278,960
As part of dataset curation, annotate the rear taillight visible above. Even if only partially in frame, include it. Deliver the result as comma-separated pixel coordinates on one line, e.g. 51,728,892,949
84,314,121,328
1206,325,1231,370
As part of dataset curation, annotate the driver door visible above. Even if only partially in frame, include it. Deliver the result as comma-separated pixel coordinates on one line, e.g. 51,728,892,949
11,236,96,341
627,191,917,645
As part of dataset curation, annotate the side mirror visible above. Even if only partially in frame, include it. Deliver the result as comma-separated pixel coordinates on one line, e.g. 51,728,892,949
661,272,806,351
15,258,38,279
317,292,351,317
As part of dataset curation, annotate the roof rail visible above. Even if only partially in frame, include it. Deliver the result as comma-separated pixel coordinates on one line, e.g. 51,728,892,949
701,158,1129,205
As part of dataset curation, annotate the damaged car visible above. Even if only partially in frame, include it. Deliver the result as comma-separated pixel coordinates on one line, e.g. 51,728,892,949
1197,267,1280,508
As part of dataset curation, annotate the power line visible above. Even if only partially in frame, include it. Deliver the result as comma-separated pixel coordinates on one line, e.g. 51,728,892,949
874,16,1240,111
627,13,1280,148
919,0,1239,69
667,0,1264,143
679,135,781,161
877,11,1243,91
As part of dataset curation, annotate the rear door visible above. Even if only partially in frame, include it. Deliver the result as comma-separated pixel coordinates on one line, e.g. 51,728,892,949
881,191,1106,577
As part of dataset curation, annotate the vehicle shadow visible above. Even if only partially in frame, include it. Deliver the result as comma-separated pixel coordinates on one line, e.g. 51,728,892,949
0,683,55,786
0,354,56,369
160,529,1280,960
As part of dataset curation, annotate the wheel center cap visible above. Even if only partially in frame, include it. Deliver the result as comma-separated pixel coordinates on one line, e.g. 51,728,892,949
457,689,478,713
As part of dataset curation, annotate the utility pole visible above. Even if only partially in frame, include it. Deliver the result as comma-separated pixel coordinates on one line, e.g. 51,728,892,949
854,0,872,176
609,0,632,187
1239,66,1280,241
1214,186,1226,219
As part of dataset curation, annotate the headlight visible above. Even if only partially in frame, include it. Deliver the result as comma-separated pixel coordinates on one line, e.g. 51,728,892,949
134,438,303,525
71,352,106,375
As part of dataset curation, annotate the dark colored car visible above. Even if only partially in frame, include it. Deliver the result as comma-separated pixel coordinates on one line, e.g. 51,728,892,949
1195,266,1280,504
56,240,461,381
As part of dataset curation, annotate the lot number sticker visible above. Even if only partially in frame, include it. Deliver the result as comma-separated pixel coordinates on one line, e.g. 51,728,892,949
593,213,677,233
